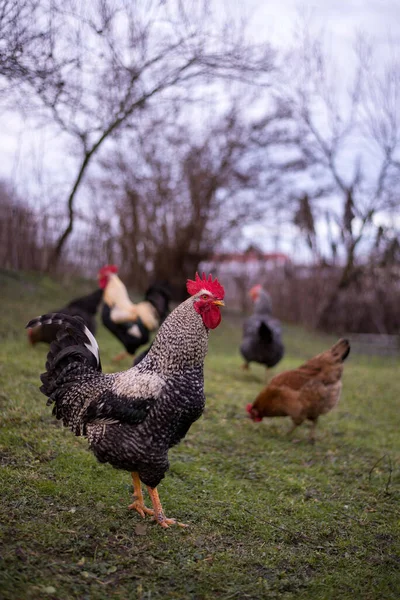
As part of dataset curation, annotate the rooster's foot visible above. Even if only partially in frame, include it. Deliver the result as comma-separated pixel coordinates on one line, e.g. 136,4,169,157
128,499,154,518
147,485,188,529
129,472,154,518
151,514,188,529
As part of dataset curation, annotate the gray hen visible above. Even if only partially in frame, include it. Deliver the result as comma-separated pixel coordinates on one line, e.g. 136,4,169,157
240,284,284,370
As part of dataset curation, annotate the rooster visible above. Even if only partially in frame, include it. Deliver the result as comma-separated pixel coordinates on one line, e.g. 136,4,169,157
246,339,350,442
26,272,224,528
98,265,171,361
27,288,103,345
240,284,284,371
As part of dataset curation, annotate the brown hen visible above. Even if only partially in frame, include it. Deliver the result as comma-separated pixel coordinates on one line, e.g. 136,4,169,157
246,339,350,442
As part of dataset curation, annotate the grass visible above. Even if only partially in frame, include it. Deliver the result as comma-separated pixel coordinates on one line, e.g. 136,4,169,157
0,269,399,599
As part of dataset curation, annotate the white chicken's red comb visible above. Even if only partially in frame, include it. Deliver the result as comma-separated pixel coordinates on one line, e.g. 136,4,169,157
186,272,225,299
98,264,118,278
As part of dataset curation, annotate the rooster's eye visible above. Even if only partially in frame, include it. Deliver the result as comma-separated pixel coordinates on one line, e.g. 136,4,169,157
201,294,209,300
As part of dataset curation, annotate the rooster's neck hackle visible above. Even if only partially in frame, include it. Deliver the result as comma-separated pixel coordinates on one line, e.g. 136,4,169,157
146,296,209,375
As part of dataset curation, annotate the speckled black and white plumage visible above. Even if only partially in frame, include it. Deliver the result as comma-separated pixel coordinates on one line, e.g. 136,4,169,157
240,289,285,368
26,292,210,489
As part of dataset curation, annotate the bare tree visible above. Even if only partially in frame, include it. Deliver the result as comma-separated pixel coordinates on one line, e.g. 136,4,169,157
93,107,271,295
275,28,400,328
1,0,275,270
0,179,50,270
0,0,70,104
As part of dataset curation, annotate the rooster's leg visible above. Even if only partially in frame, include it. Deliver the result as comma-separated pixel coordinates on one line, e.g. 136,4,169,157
146,486,188,529
241,362,250,370
128,472,154,518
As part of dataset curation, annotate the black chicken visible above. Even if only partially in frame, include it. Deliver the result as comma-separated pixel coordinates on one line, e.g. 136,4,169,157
27,288,103,345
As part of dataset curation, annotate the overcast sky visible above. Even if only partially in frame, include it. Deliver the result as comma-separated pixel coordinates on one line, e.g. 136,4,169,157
225,0,400,253
3,0,399,177
1,0,399,257
237,0,400,48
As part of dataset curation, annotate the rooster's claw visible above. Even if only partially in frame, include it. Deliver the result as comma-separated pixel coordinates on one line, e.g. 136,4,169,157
128,500,154,518
152,515,188,528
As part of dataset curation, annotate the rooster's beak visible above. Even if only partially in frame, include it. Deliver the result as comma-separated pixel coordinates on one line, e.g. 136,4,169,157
213,300,225,307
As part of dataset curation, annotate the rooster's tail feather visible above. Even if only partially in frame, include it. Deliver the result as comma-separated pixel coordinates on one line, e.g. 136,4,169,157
26,313,101,398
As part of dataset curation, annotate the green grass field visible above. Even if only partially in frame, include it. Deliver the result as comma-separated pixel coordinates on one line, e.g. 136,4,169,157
1,270,399,599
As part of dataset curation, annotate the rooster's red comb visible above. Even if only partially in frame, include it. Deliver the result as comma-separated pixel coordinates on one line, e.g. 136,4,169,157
187,272,225,299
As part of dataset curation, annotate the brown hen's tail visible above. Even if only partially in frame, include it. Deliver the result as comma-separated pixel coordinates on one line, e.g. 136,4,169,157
329,338,351,362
